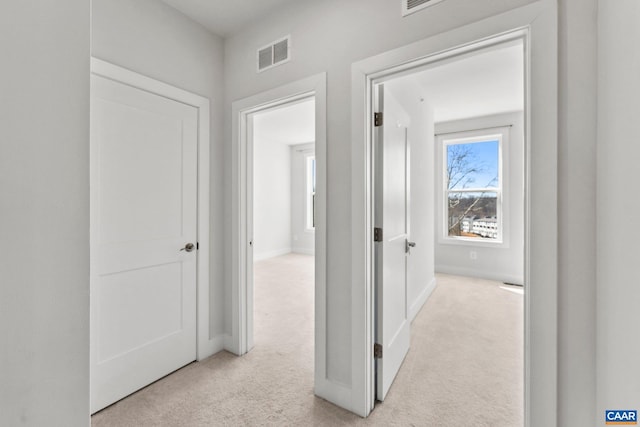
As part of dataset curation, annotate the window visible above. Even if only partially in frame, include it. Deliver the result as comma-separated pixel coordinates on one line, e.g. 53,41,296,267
305,155,316,231
442,129,505,243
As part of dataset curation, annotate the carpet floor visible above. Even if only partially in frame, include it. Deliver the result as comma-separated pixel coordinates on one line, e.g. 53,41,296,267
92,254,522,426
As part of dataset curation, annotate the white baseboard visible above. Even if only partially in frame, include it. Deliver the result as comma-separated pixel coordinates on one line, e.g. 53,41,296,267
292,247,315,255
409,277,437,322
197,333,227,361
254,247,292,262
435,264,524,285
223,333,241,356
314,378,360,416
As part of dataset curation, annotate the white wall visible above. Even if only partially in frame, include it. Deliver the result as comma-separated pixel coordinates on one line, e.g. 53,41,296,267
385,81,437,320
434,112,525,285
291,143,315,255
597,0,640,421
252,136,292,261
91,0,226,341
0,0,605,424
223,0,538,397
0,1,90,425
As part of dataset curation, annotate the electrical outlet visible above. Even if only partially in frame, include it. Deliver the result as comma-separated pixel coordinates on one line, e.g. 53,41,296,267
470,251,477,260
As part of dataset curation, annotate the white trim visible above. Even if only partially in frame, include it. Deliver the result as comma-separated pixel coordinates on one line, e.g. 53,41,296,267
435,266,524,286
351,1,557,423
253,248,292,262
90,58,214,362
408,277,437,322
223,334,235,351
230,73,329,398
205,334,227,356
292,247,315,256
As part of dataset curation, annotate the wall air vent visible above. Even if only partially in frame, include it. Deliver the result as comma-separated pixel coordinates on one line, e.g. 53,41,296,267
257,36,291,72
402,0,446,17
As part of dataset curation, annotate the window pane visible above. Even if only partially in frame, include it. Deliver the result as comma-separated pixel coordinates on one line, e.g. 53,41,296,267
447,140,499,190
447,191,498,239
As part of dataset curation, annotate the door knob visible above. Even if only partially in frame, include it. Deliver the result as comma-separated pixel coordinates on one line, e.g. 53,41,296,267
405,240,416,253
180,243,195,252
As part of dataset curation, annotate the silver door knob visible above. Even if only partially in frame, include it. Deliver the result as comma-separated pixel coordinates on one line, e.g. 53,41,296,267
180,243,195,252
405,240,416,253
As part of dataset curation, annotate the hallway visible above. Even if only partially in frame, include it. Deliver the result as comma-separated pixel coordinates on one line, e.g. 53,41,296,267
92,255,522,426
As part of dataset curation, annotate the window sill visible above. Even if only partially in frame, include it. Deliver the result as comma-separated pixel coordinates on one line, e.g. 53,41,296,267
439,236,508,249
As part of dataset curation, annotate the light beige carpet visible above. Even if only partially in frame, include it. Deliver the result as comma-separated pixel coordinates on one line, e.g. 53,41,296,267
92,255,522,426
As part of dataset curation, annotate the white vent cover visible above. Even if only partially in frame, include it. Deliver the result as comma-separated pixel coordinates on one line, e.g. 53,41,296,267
402,0,446,16
257,36,291,72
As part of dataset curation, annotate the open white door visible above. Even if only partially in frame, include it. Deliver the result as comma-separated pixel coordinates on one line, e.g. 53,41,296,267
374,84,411,401
90,74,198,412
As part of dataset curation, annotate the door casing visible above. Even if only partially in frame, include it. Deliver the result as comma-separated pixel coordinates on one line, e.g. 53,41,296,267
230,72,328,396
351,1,558,424
90,58,214,362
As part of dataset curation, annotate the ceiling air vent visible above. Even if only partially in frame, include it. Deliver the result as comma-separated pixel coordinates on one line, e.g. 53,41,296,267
402,0,446,17
257,36,291,72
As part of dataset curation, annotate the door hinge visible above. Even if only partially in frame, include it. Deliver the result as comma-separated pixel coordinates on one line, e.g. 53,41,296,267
374,112,383,127
374,343,383,359
374,227,383,242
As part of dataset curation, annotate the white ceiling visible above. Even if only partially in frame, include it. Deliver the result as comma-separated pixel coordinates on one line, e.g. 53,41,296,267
250,45,521,144
252,98,315,145
387,42,524,123
160,0,295,37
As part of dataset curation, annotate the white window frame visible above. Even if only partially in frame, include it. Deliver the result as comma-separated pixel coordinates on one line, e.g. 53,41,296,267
437,126,510,247
305,153,316,232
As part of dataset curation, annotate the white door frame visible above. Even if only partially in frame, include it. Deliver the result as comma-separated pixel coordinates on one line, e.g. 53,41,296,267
230,72,328,387
351,1,557,424
90,58,214,361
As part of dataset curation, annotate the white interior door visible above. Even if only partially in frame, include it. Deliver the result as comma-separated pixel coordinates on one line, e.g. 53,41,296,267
375,84,411,401
90,74,198,413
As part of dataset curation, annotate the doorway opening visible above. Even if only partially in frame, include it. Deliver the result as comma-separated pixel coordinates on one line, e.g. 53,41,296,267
372,38,526,424
230,72,328,397
365,30,530,424
248,98,316,353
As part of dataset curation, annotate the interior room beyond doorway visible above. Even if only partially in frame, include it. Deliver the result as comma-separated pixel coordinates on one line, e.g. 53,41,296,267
372,38,525,421
250,97,316,353
383,39,525,285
